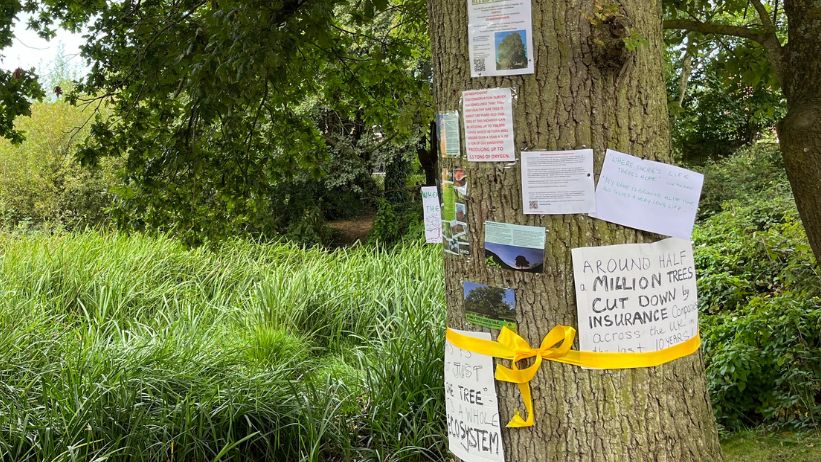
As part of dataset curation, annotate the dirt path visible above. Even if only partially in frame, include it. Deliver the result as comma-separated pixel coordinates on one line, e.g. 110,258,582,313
326,214,375,246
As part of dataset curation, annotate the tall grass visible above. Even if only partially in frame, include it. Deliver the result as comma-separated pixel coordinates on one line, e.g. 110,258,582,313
0,232,446,461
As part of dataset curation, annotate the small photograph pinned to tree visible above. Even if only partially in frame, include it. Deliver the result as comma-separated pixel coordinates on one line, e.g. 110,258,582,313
495,29,529,70
483,221,546,273
463,281,517,331
441,167,470,256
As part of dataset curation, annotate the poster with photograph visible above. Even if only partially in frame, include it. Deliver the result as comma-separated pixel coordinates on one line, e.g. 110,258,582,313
442,167,470,256
445,329,505,462
421,186,442,244
571,238,699,355
437,111,462,158
467,0,535,78
463,88,516,162
591,149,704,238
521,149,596,215
463,281,517,331
483,221,545,272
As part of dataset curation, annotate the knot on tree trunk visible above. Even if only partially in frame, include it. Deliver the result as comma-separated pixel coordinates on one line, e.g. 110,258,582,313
589,3,634,72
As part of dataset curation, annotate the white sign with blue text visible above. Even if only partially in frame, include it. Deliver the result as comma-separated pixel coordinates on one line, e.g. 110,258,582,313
591,149,703,238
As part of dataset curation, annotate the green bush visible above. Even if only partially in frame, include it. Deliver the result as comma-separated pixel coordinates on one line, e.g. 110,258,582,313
695,143,792,220
695,192,820,429
0,100,122,230
368,198,424,246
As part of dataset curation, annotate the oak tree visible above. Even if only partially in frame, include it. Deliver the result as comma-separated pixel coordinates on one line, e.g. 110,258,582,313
428,0,723,460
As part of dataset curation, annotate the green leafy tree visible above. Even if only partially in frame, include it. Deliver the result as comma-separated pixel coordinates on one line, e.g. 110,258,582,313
1,0,430,244
664,0,821,262
464,286,514,320
496,32,527,70
514,254,530,269
667,44,786,161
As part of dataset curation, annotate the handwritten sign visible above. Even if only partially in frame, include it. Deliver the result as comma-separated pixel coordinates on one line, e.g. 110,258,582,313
445,330,505,462
591,149,704,238
571,238,699,353
421,186,442,243
463,88,516,162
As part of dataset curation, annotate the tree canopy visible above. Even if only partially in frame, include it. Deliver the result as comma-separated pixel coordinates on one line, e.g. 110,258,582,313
1,0,431,242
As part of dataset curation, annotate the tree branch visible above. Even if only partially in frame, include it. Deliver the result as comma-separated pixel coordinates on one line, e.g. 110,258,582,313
750,0,776,32
663,17,786,88
663,19,767,43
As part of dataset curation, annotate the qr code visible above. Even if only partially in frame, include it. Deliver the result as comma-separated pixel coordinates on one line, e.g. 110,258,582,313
473,58,486,73
529,201,539,210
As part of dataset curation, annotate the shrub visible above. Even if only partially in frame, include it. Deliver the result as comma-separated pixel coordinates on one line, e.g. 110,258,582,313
0,100,121,230
695,190,820,429
695,143,791,220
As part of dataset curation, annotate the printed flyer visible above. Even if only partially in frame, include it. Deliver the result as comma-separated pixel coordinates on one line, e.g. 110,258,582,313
468,0,535,77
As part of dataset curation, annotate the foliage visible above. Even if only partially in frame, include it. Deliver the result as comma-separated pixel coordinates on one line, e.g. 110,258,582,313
2,0,431,245
696,142,791,219
368,198,423,246
0,99,121,230
0,1,46,142
663,1,788,162
0,231,446,461
694,182,819,429
668,47,785,161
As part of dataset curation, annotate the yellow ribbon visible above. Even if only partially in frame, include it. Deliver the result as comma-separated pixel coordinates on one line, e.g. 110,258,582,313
446,326,701,428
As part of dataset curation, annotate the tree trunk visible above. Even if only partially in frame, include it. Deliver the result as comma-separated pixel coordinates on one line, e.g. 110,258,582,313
779,0,821,262
427,1,723,460
418,120,439,187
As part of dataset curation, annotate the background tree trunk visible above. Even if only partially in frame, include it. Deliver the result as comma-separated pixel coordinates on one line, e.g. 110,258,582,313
427,1,723,460
779,0,821,261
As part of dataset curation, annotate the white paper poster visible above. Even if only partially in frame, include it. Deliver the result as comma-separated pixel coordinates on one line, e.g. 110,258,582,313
463,88,516,162
468,0,535,78
591,149,704,238
438,112,462,158
521,149,595,215
571,238,699,355
421,186,442,244
445,330,505,462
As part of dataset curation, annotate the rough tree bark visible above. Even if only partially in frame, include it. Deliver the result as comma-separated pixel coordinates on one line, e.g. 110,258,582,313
427,1,723,460
779,0,821,262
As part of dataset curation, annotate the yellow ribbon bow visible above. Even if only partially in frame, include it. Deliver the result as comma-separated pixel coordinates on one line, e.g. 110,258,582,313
446,326,701,428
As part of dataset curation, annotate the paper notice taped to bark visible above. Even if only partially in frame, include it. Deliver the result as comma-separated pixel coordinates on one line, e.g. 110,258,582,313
521,149,596,215
421,186,442,243
591,149,704,238
467,0,535,78
445,329,505,462
463,88,515,162
571,238,699,354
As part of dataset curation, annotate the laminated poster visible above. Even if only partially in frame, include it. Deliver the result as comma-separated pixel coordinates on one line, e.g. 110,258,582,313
521,149,596,215
463,88,516,162
591,149,704,238
438,112,462,158
484,221,545,272
464,281,517,331
468,0,535,78
571,238,699,354
445,329,505,462
421,186,442,244
442,167,470,256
